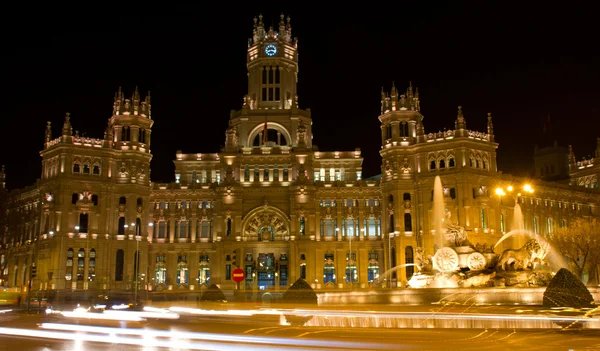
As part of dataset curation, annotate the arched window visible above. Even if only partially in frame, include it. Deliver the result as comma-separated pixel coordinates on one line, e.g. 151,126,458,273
226,218,232,236
83,164,90,174
77,249,85,281
345,260,358,283
299,217,306,235
439,159,446,169
135,217,141,236
323,254,336,284
139,128,145,143
469,157,474,167
88,249,96,281
448,157,455,167
155,257,166,285
115,249,124,281
405,246,414,279
367,253,380,283
72,193,79,204
73,163,80,173
93,165,100,175
66,248,74,282
404,213,412,232
198,255,210,285
430,160,436,170
483,159,488,170
78,213,89,233
176,261,189,286
118,217,125,235
91,194,98,206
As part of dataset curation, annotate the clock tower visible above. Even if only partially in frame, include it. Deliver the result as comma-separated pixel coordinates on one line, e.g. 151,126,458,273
245,13,298,110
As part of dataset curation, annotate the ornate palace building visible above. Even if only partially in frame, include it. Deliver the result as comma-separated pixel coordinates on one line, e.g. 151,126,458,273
1,14,599,298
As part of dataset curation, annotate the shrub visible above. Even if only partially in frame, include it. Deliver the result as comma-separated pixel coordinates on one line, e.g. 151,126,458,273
282,278,318,305
543,268,594,309
200,284,227,303
281,278,317,326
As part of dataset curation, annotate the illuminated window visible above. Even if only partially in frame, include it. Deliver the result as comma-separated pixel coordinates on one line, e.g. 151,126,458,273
323,254,335,284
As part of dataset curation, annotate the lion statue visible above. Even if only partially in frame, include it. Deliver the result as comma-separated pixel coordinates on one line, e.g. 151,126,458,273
496,239,550,271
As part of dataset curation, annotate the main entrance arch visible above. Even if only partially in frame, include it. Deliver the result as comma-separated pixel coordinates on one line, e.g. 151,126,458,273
242,202,290,241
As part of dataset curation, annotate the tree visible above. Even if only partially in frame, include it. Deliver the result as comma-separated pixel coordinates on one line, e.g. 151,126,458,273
546,218,600,285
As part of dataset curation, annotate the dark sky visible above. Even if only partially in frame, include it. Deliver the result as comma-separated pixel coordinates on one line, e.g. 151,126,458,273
2,3,598,190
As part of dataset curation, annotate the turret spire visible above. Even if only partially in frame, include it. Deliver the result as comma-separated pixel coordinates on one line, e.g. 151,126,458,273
62,112,72,137
45,121,52,143
487,112,494,142
455,106,466,130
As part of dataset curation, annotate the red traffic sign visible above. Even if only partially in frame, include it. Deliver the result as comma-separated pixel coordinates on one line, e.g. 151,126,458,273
232,268,246,283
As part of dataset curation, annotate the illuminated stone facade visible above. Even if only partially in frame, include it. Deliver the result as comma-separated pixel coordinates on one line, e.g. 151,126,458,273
0,14,598,297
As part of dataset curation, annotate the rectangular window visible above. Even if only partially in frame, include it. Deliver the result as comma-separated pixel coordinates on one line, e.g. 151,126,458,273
500,213,505,233
268,68,273,84
262,88,267,101
275,67,280,83
225,264,231,280
275,87,280,101
268,88,273,101
283,165,289,181
262,68,267,84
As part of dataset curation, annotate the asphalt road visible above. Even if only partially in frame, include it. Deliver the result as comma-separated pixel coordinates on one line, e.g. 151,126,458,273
0,310,598,351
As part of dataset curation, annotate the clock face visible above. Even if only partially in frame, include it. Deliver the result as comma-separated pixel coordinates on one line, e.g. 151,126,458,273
265,44,277,56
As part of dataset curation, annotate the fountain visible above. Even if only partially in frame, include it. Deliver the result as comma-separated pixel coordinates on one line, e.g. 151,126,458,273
432,175,446,251
400,175,561,290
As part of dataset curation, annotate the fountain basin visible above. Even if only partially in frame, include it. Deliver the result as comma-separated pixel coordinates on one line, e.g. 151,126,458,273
317,287,600,306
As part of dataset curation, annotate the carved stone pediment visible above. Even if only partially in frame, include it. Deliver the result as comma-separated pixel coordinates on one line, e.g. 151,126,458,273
320,206,333,219
200,207,213,221
242,204,289,240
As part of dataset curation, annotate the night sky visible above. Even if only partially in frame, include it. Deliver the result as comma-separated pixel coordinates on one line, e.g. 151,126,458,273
2,4,598,190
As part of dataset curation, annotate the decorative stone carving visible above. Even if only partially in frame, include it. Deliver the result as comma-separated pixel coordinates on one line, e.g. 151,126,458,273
400,157,411,173
387,203,394,216
346,206,355,218
496,239,550,271
297,120,307,147
200,207,213,221
466,252,487,271
225,121,239,149
433,247,459,272
119,162,128,178
404,200,411,209
321,206,333,219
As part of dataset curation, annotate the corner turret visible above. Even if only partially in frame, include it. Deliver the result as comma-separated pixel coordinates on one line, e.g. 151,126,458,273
108,87,153,152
